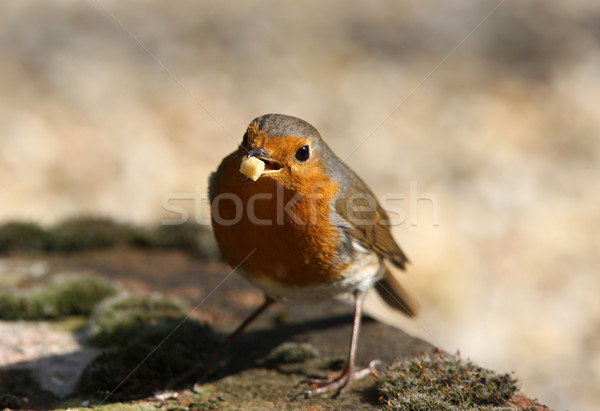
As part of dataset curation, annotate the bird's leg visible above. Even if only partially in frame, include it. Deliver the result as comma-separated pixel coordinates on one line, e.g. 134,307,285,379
167,295,276,388
295,288,379,398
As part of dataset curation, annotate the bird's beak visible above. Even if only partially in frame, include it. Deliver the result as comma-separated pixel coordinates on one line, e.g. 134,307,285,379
239,147,282,181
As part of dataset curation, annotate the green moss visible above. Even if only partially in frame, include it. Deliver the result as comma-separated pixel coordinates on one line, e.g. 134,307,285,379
0,293,35,320
0,221,50,252
131,223,198,249
49,316,89,332
186,390,225,411
48,216,136,252
54,402,157,411
78,295,219,401
87,294,188,347
383,393,455,411
266,342,319,364
0,276,116,320
46,276,118,317
131,222,219,258
378,351,519,411
190,398,223,410
0,217,219,258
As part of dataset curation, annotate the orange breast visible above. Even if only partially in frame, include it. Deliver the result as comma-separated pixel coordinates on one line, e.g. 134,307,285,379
210,151,347,287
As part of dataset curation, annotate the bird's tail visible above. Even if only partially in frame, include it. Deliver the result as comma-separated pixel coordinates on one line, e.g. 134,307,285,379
374,266,419,317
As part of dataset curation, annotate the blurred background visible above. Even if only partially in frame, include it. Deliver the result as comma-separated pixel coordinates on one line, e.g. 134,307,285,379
1,1,599,409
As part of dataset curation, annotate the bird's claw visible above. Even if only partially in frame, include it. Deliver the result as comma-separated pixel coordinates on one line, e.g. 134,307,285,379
293,359,382,399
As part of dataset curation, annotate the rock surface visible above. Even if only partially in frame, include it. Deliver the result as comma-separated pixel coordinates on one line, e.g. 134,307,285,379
0,248,549,410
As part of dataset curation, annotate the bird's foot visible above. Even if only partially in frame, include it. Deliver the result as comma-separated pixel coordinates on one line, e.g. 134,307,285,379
293,359,382,399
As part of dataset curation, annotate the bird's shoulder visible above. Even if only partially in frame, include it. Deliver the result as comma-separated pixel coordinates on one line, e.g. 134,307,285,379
330,159,408,270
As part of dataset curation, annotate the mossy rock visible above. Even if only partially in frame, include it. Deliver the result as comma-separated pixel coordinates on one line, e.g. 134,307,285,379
43,276,118,317
87,294,189,347
79,295,219,401
131,223,199,249
0,221,50,253
48,216,136,252
130,223,219,258
266,342,320,364
0,276,116,320
0,293,40,321
0,217,220,259
378,351,519,411
78,320,218,401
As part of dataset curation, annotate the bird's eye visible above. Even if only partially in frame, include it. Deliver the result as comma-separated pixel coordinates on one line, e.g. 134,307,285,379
241,131,248,147
295,145,310,162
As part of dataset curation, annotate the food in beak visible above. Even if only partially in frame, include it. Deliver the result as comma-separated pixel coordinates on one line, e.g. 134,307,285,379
239,156,265,181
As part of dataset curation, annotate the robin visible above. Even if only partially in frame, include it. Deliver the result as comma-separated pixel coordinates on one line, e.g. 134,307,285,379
203,114,417,397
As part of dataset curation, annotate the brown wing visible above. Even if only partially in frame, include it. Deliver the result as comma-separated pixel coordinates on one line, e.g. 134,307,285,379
333,171,409,269
355,205,409,270
333,168,417,316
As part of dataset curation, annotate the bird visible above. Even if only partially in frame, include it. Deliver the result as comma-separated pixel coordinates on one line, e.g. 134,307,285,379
205,113,418,398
